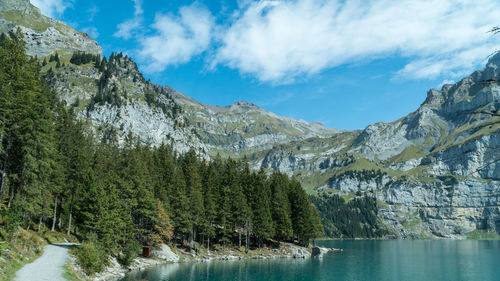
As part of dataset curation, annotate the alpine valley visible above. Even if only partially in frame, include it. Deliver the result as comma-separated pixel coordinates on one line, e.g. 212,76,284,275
2,0,499,242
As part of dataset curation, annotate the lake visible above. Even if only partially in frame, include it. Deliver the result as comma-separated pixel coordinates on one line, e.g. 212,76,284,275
119,240,500,281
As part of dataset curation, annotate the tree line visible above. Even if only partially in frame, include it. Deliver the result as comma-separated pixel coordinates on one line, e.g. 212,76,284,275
0,30,323,270
310,193,388,238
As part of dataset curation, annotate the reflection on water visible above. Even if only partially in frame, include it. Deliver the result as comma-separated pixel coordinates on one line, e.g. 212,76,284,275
120,240,500,281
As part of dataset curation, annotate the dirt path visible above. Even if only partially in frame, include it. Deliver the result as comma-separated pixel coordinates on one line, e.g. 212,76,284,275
15,244,72,281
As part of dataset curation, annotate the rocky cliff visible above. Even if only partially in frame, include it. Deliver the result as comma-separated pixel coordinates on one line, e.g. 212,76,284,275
168,87,338,158
2,1,499,238
0,0,101,57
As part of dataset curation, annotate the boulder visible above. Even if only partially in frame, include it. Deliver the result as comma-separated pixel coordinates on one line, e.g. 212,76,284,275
292,247,310,259
152,244,179,262
311,246,341,258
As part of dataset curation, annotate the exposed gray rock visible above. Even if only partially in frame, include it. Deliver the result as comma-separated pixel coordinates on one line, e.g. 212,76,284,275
152,244,179,262
167,87,339,156
311,246,341,258
0,0,101,57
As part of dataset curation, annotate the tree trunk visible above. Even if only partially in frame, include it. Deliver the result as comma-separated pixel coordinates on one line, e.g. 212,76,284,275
38,215,43,232
67,188,75,236
207,237,210,254
67,211,72,236
245,226,249,252
51,196,58,232
0,132,13,202
238,230,242,248
7,187,14,207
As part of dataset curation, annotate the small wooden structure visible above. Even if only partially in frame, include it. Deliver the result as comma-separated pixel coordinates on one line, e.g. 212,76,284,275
142,246,152,257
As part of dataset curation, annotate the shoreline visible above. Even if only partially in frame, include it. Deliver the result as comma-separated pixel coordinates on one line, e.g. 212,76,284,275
69,243,341,281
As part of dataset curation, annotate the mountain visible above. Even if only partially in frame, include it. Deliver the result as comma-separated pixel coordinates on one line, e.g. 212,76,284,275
0,0,101,57
260,54,500,238
2,0,499,238
168,88,338,158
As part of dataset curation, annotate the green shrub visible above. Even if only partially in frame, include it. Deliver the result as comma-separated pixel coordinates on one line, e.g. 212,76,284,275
75,242,107,275
6,204,23,232
117,241,140,266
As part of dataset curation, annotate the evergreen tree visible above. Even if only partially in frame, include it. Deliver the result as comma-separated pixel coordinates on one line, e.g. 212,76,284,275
269,173,293,243
289,178,312,245
169,165,191,241
55,108,94,235
0,29,57,228
200,162,218,250
148,199,174,245
250,169,274,248
181,149,205,246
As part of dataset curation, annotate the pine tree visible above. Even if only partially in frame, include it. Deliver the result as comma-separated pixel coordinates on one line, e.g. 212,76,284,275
288,178,312,245
250,169,274,248
148,199,174,245
55,108,94,235
200,162,218,251
181,149,205,247
169,165,191,242
118,142,157,244
0,29,57,228
309,205,324,246
269,173,293,244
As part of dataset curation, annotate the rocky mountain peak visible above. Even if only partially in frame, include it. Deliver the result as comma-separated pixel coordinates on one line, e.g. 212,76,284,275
0,0,102,57
228,100,259,110
486,51,500,70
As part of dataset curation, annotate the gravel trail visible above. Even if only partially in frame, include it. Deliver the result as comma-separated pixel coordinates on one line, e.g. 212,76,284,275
15,244,71,281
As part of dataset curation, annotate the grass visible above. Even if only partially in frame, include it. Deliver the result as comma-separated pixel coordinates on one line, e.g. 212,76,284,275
402,218,421,229
0,228,47,281
0,227,80,281
0,10,51,32
63,262,84,281
465,230,500,240
339,158,381,172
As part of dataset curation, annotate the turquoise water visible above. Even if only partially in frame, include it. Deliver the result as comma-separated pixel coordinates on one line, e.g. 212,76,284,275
119,240,500,281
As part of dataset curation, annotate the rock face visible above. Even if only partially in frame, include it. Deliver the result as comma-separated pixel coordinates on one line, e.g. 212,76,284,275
44,54,209,156
169,88,338,157
4,2,500,239
0,0,102,57
152,244,179,262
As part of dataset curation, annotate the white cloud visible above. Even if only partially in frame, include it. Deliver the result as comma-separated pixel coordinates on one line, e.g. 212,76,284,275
114,0,144,40
30,0,71,18
437,79,455,89
137,4,215,72
81,26,99,39
115,18,143,40
133,0,143,16
214,0,500,83
87,5,99,22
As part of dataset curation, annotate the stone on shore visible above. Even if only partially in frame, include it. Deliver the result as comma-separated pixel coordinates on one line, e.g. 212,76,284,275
152,244,179,262
311,246,341,258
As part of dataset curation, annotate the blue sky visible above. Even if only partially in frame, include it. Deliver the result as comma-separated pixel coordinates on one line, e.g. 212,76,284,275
31,0,500,130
